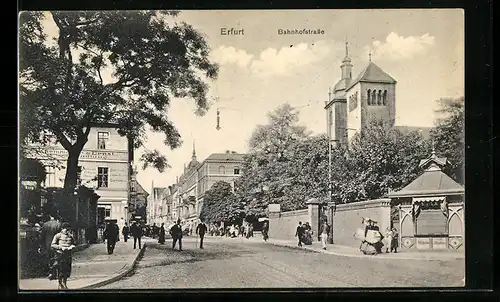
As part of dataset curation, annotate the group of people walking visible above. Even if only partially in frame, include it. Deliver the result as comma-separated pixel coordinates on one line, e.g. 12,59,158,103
295,221,331,249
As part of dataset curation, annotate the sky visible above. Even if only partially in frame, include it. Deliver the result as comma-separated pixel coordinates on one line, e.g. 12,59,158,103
37,9,464,194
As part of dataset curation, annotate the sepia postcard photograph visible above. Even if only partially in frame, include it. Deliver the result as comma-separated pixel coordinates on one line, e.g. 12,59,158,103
18,9,465,290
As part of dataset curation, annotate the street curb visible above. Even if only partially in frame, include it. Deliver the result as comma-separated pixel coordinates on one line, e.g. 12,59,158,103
267,241,464,261
79,243,147,290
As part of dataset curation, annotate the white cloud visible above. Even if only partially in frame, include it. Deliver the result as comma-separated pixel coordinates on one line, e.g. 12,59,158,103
250,41,332,77
366,32,435,61
210,45,254,68
211,41,334,78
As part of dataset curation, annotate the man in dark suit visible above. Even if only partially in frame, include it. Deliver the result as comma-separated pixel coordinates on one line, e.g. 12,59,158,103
170,219,183,251
196,220,208,249
131,221,143,249
295,221,305,247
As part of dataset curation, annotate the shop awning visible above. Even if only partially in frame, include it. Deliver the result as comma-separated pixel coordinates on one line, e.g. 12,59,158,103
413,196,446,203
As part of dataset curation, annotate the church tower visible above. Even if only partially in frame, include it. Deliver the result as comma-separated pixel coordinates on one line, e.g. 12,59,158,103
325,42,397,145
325,40,351,146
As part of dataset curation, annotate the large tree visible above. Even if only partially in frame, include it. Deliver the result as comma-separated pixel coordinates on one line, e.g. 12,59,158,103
236,104,330,215
19,11,218,197
430,97,464,184
200,181,242,224
331,119,432,204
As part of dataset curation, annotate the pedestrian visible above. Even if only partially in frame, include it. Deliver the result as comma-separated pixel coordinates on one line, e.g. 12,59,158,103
390,227,399,253
103,220,119,254
170,219,183,251
248,223,254,238
131,221,143,249
158,223,166,244
383,227,393,253
295,221,305,247
122,222,130,243
50,222,76,290
196,220,208,249
262,221,269,241
40,213,62,280
320,221,330,250
151,223,157,239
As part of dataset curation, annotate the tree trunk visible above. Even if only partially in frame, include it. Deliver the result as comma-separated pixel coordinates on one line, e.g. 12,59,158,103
63,148,83,195
59,144,85,225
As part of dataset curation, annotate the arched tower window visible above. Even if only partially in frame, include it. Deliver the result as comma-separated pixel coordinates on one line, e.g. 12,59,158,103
372,90,377,104
377,90,382,105
383,90,387,105
367,89,371,105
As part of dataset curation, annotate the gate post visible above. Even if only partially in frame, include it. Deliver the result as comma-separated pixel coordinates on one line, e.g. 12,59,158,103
307,198,321,242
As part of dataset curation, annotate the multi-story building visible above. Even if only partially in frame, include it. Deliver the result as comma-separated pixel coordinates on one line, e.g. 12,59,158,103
146,144,246,227
173,145,245,226
147,185,168,225
25,123,147,232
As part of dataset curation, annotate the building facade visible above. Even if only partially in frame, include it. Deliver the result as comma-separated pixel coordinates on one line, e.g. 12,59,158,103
148,144,245,228
25,124,147,232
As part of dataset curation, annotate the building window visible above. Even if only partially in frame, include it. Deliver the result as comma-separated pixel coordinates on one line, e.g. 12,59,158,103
372,90,377,105
44,166,56,187
383,90,387,105
328,110,333,126
97,167,109,188
218,166,225,174
367,89,371,105
234,168,240,175
97,132,109,149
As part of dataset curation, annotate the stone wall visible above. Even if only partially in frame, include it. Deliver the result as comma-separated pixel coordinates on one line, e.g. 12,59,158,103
332,199,391,247
269,209,309,241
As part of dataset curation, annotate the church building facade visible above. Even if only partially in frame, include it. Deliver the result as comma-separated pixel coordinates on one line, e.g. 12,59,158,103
325,42,397,146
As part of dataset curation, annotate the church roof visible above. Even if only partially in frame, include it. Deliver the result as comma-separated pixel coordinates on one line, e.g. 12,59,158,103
346,61,397,91
333,78,351,92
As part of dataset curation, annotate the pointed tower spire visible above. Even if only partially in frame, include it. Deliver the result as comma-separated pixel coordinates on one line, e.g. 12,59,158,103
192,140,197,160
340,37,353,80
345,37,349,57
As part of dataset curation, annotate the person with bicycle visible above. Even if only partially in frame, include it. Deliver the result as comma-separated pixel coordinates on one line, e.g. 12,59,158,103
50,222,76,290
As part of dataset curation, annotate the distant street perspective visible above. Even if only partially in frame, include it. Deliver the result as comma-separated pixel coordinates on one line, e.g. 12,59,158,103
19,10,465,290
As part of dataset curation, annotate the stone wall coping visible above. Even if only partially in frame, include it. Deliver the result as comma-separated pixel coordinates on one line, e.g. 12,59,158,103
279,209,308,217
335,198,391,212
306,198,321,205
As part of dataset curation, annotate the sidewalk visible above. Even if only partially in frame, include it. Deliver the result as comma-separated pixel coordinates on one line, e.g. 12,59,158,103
265,238,465,261
214,235,464,261
19,238,152,290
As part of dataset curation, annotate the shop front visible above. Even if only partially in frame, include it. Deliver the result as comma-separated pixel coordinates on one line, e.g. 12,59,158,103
388,150,464,250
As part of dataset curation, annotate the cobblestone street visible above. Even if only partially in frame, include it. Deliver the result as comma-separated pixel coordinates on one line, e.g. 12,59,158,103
101,237,465,288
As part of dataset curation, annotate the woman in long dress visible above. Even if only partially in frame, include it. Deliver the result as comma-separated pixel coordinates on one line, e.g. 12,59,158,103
359,218,380,255
158,223,166,244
